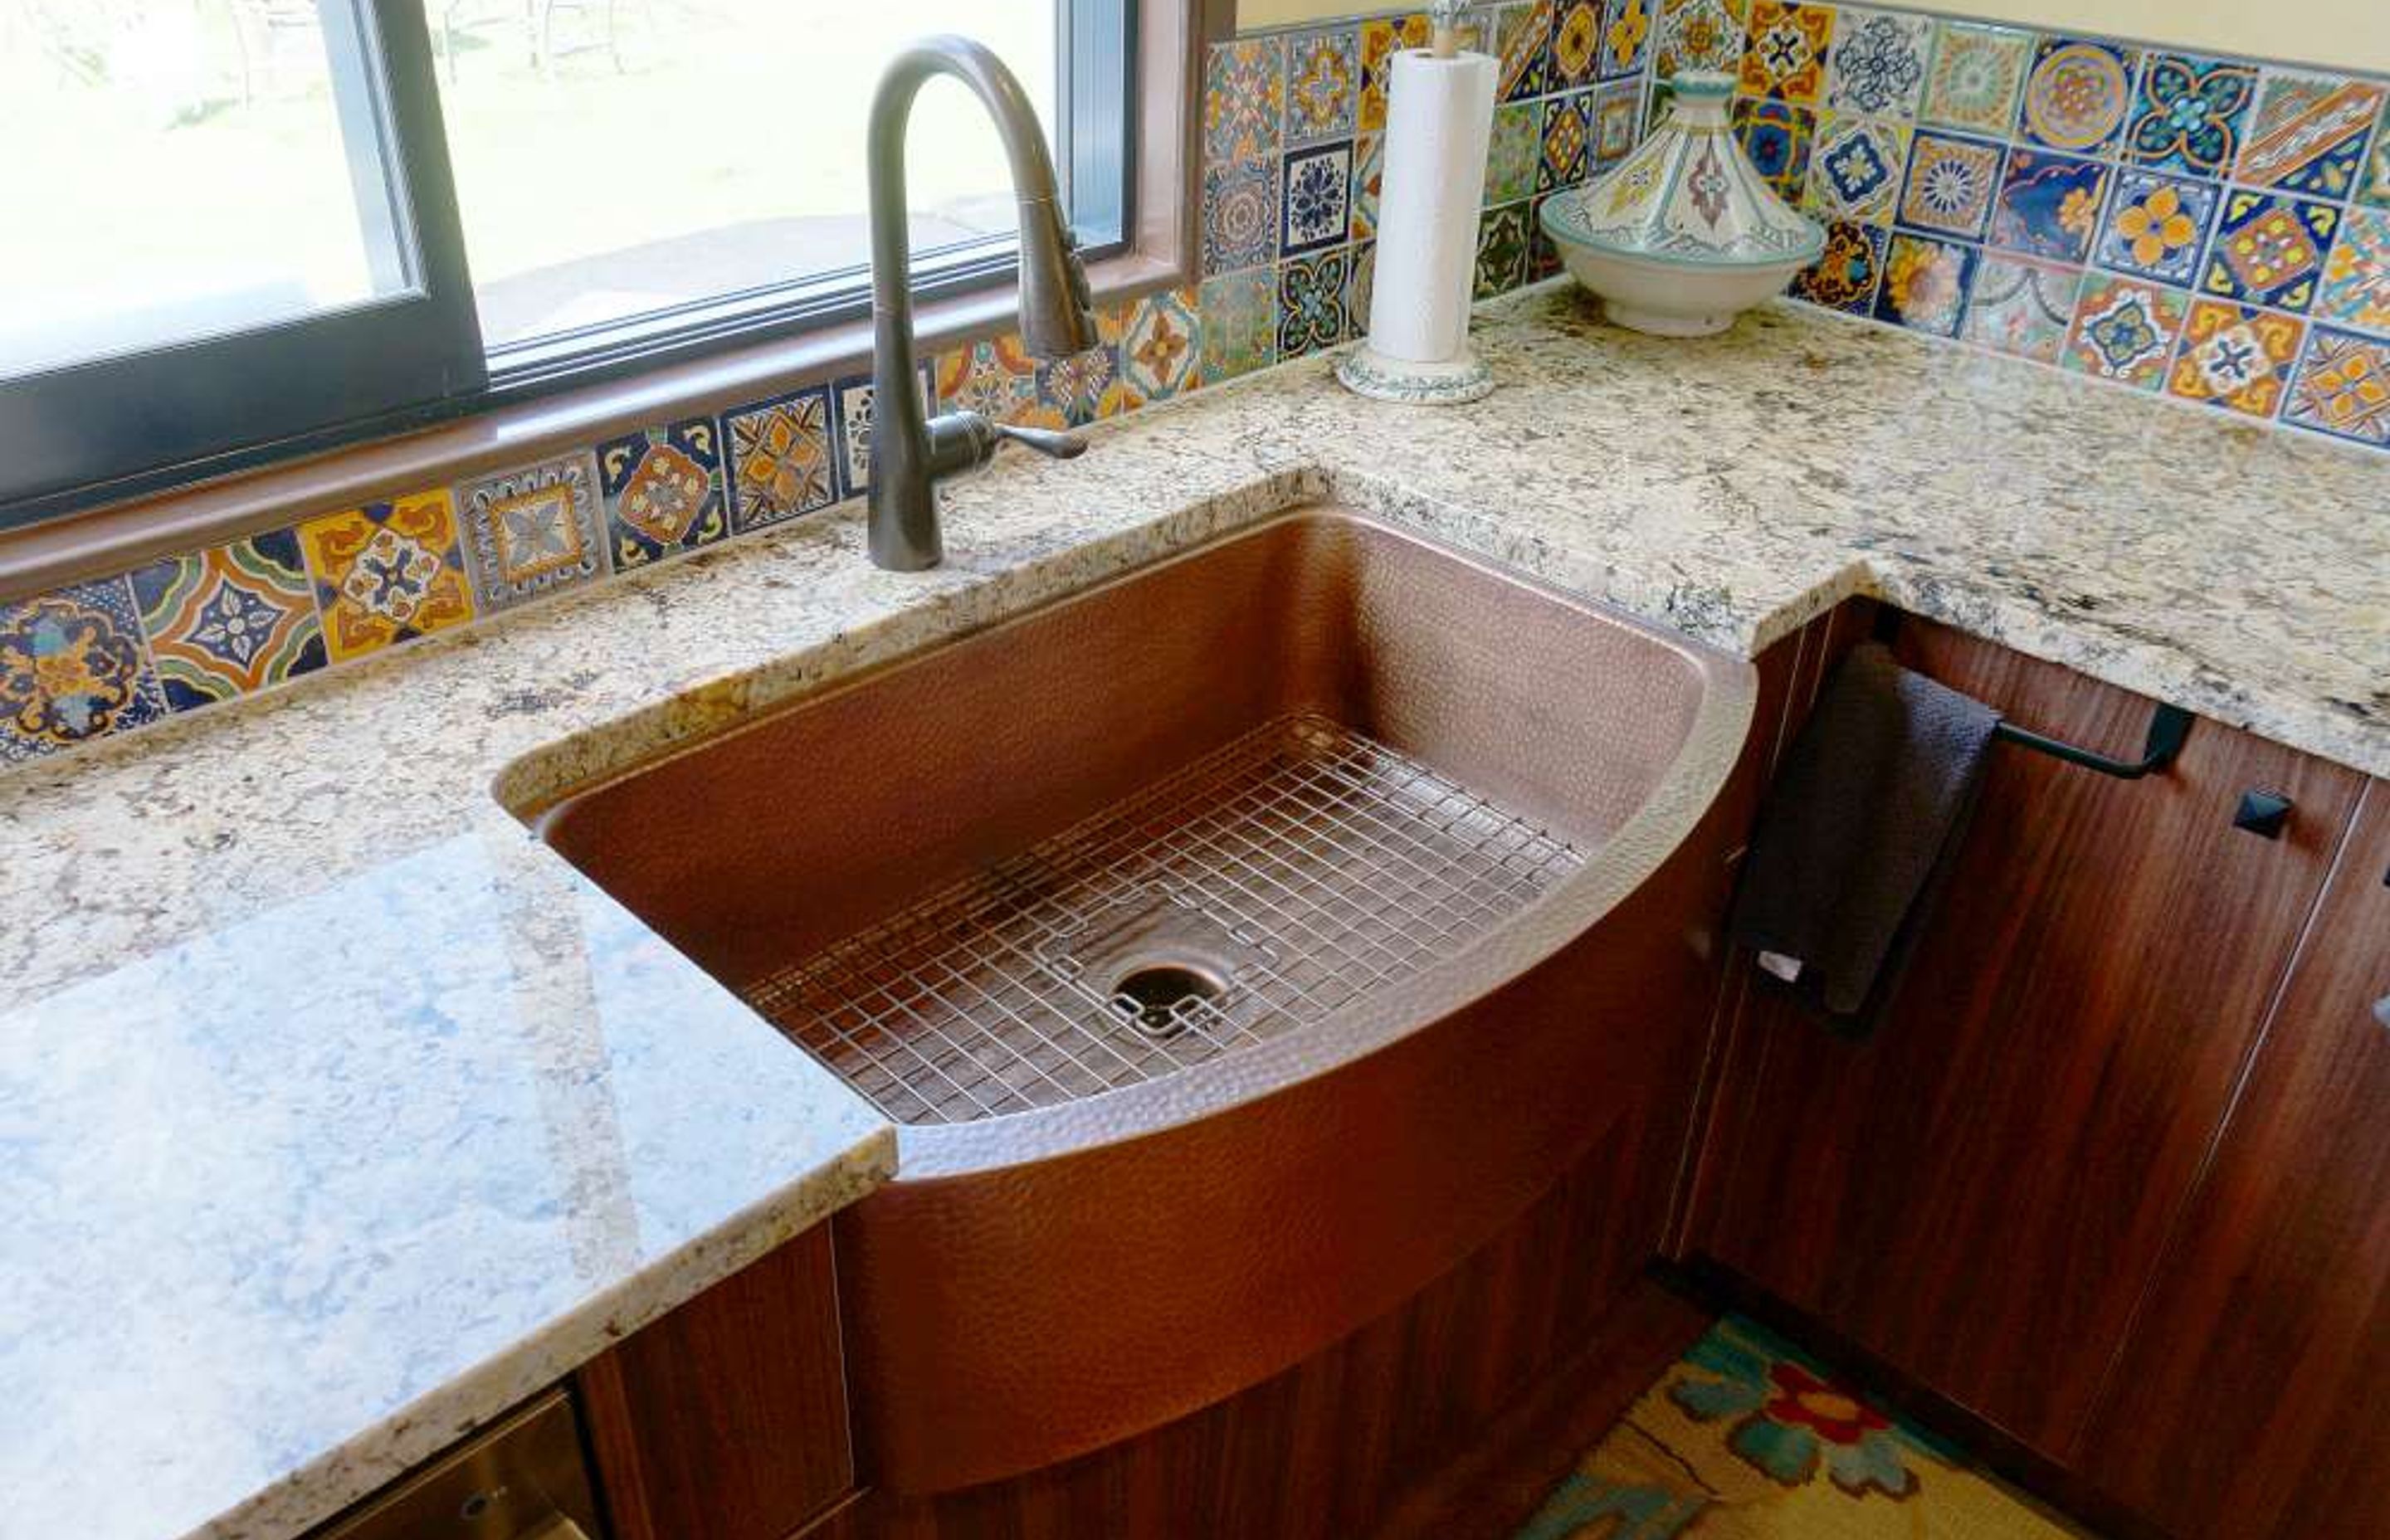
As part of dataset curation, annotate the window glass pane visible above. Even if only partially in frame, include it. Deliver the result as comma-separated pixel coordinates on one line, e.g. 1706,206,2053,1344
423,0,1059,350
0,1,413,380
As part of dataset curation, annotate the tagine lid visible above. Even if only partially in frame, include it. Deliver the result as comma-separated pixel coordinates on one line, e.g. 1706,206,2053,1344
1540,71,1825,270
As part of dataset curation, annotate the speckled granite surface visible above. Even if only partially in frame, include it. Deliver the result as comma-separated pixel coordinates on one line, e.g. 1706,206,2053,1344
0,282,2383,1540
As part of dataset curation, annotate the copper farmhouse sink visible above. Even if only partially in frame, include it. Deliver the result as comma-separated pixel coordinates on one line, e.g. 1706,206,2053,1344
516,504,1756,1489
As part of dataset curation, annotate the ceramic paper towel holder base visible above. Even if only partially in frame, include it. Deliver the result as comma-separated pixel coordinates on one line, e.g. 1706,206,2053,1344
1337,2,1496,406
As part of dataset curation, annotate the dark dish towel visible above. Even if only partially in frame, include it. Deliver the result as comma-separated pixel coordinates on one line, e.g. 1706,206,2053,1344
1727,641,2001,1037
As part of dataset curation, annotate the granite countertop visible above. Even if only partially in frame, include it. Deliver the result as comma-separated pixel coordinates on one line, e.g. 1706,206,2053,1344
2,283,2383,1540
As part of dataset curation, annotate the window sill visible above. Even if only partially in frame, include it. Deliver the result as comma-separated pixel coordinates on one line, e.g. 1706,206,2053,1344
0,247,1187,605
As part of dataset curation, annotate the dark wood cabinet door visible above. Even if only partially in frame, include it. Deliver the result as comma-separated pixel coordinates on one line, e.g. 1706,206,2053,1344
578,1225,853,1540
2080,782,2390,1538
1686,619,2366,1460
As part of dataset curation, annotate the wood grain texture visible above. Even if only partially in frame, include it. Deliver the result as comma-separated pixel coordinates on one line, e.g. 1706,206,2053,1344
576,1225,853,1540
2080,782,2390,1538
1685,616,2366,1459
824,1124,1701,1540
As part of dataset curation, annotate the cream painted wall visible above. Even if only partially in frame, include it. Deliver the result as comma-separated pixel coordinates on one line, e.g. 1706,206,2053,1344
1233,0,2388,76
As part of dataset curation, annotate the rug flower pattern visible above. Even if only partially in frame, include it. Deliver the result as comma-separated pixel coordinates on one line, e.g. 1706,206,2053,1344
1515,1318,2095,1538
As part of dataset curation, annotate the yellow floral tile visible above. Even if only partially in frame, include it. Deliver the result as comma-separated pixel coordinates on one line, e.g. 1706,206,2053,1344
299,490,476,665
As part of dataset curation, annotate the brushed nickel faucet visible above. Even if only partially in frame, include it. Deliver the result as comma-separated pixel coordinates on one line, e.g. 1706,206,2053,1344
866,37,1100,571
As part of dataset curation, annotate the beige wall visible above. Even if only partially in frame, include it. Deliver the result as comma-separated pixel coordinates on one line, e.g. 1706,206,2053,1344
1233,0,2387,76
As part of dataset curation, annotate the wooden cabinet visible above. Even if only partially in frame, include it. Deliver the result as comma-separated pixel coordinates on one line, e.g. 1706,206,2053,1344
1682,616,2368,1461
578,1224,854,1540
2079,782,2390,1538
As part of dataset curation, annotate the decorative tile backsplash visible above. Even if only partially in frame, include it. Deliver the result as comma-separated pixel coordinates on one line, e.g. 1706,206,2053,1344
2,1,2384,766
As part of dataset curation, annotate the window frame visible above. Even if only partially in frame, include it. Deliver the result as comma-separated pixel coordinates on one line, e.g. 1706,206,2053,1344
0,0,1139,533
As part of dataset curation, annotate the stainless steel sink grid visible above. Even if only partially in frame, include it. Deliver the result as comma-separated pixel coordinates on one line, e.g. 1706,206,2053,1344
743,712,1588,1124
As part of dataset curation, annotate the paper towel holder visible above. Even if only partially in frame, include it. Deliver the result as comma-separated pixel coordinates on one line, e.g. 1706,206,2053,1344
1335,0,1497,407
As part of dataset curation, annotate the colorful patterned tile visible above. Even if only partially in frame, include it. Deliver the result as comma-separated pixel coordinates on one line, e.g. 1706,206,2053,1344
1790,218,1889,314
1824,8,1927,119
2124,53,2258,179
1598,0,1653,80
2283,327,2390,446
1347,239,1380,328
1489,103,1544,206
1988,149,2106,264
1283,27,1359,146
1351,132,1386,241
1738,1,1832,106
1118,286,1202,407
1550,0,1602,90
1281,140,1354,256
1918,22,2030,136
2015,37,2135,155
0,577,167,759
594,418,729,569
1360,14,1432,133
1732,98,1815,202
130,530,324,710
1897,130,2002,239
722,386,836,532
1198,269,1278,384
2062,273,2188,390
2363,100,2390,207
1204,37,1283,164
2235,71,2387,199
1872,231,1977,336
825,369,931,504
1655,0,1747,80
1277,250,1351,359
1961,253,2082,363
1475,202,1533,298
2319,206,2390,334
2093,168,2219,286
1593,78,1645,169
934,334,1039,425
1497,1,1555,103
2166,300,2305,418
1805,113,1908,224
2200,188,2339,314
1034,337,1124,427
1202,158,1280,276
1539,90,1595,192
456,451,608,612
300,490,476,664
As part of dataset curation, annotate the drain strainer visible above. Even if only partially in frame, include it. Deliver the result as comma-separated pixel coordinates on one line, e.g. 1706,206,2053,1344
1036,883,1275,1039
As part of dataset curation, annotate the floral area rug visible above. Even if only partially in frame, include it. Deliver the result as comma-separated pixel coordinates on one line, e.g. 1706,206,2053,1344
1514,1316,2098,1539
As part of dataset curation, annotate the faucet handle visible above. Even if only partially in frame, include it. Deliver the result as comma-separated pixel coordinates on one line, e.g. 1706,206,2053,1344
993,422,1088,460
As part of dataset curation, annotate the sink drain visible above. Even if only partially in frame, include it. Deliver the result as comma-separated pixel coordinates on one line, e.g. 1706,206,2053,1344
1109,961,1228,1038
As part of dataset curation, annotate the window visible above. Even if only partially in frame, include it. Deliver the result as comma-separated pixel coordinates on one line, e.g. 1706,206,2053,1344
0,0,1134,528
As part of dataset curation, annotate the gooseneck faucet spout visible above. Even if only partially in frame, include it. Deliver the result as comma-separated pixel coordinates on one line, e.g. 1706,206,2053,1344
866,37,1100,571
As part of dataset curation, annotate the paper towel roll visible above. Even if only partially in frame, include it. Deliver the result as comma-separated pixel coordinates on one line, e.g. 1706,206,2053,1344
1364,49,1496,364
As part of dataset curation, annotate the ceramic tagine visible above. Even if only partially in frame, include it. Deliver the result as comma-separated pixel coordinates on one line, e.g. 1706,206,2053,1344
1539,71,1825,336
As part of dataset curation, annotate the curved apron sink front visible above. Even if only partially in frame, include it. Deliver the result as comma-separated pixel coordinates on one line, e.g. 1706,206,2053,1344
524,505,1757,1492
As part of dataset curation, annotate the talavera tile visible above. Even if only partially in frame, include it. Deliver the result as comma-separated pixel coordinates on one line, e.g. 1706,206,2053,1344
2166,300,2305,418
1550,0,1602,90
1655,0,1748,80
2233,70,2384,198
2124,53,2258,178
1825,8,1928,119
0,577,167,760
1898,130,2002,238
300,489,476,663
130,529,326,710
1541,90,1596,192
456,451,611,612
1497,1,1556,103
724,386,837,532
1276,249,1350,358
1738,1,1832,106
1873,231,1978,337
1597,0,1653,82
595,418,729,569
1962,253,2082,363
934,334,1039,426
1202,158,1280,276
1490,102,1545,207
1733,98,1815,202
2063,272,2188,390
2318,206,2390,334
1593,77,1645,168
1805,113,1909,225
1358,14,1431,132
2282,327,2390,446
2015,37,2136,156
1791,219,1889,314
1204,37,1283,164
1118,286,1202,406
1988,149,2107,264
827,367,933,500
1283,26,1358,145
1918,22,2030,135
2094,169,2218,286
1351,131,1387,241
1280,140,1354,256
2200,188,2340,314
1197,268,1277,384
1476,202,1533,298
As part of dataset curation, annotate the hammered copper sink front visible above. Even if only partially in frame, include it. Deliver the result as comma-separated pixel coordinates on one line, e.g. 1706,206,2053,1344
524,504,1756,1491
